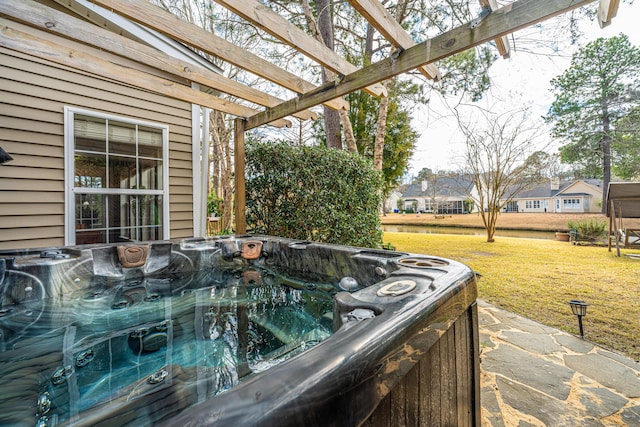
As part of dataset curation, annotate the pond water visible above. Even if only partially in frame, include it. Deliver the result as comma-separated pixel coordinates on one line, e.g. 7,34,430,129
382,225,556,240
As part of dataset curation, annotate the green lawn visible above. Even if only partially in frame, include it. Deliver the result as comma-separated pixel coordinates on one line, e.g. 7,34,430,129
384,231,640,362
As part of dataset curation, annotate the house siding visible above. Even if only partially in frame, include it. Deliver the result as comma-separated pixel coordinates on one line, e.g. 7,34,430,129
572,182,602,213
0,48,194,250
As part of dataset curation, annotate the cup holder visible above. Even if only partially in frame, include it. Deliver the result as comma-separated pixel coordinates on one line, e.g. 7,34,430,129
398,257,449,268
377,280,417,297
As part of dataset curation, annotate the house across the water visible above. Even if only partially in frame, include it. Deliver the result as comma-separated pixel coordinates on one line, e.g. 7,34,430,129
394,175,476,214
387,177,604,215
501,178,603,214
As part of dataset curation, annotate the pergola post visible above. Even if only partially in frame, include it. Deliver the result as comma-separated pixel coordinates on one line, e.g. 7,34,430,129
234,118,247,234
608,209,613,252
610,199,620,256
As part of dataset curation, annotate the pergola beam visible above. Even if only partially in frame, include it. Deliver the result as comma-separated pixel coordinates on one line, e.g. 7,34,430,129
0,20,291,128
0,0,317,121
215,0,387,98
346,0,441,80
89,0,348,111
598,0,620,28
246,0,595,130
479,0,511,58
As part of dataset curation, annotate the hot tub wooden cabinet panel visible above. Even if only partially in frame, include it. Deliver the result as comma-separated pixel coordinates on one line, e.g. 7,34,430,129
364,303,480,426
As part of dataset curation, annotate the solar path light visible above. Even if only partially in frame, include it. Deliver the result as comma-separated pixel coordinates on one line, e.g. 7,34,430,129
568,300,588,339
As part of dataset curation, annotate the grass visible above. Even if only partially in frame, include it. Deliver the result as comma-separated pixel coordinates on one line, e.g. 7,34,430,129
383,231,640,362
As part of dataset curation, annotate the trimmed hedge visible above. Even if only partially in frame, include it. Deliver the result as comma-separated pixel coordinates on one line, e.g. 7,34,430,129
245,141,383,248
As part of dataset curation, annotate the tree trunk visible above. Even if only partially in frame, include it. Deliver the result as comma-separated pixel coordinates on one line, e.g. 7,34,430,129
374,80,392,170
210,110,233,230
486,211,497,242
601,104,611,213
340,110,358,152
316,0,343,149
316,0,333,51
324,105,342,149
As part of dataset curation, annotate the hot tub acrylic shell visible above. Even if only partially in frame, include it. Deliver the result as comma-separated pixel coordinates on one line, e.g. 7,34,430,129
0,235,479,426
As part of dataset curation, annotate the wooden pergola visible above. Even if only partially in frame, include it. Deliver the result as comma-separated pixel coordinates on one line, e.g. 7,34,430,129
1,0,619,234
607,182,640,256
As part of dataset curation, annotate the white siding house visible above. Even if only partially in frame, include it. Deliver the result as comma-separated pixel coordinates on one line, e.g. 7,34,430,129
501,179,603,213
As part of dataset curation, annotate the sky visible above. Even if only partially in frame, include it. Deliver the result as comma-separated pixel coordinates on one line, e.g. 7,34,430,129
408,1,640,177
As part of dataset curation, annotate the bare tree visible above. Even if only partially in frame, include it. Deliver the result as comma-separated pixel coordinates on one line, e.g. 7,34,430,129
457,107,546,242
152,0,266,231
420,172,439,214
210,110,234,230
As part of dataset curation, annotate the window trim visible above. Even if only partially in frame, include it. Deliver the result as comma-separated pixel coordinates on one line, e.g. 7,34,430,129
64,107,170,245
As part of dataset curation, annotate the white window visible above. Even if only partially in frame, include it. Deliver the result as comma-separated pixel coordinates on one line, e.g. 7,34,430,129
65,108,169,245
506,201,518,212
525,200,540,209
563,198,581,209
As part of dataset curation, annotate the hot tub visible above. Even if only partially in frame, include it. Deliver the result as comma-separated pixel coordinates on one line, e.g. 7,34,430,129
0,235,479,426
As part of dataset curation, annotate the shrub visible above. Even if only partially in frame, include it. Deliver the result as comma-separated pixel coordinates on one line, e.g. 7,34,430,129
245,140,383,248
567,218,607,240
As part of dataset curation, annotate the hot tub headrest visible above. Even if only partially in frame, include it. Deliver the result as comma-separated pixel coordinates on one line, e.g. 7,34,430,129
117,245,150,268
92,243,172,277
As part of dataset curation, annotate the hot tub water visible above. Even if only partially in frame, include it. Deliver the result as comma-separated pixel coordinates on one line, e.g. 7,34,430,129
1,264,333,426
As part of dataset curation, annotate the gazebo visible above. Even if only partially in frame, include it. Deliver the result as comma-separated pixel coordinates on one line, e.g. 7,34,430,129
607,182,640,256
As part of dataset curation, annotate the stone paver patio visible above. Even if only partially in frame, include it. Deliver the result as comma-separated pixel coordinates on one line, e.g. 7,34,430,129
478,300,640,426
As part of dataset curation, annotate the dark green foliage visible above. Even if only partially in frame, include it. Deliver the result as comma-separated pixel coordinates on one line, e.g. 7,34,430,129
438,47,497,102
612,106,640,180
207,192,222,217
347,79,418,196
546,35,640,182
245,141,384,248
413,167,434,183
